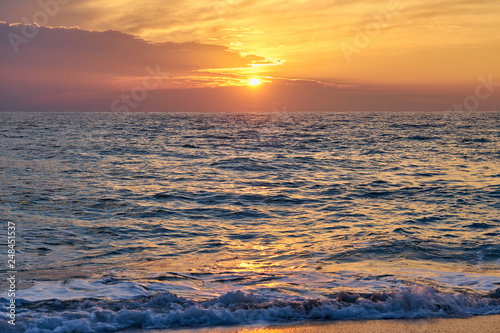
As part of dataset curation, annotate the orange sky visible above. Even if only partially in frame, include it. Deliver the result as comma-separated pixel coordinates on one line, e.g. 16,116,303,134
1,0,499,111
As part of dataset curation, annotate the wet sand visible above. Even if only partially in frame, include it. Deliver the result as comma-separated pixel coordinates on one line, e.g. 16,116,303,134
122,315,500,333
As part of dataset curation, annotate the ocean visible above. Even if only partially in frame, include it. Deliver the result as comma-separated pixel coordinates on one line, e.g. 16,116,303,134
1,111,499,332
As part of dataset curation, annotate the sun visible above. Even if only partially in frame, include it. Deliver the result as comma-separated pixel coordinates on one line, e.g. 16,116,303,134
248,78,261,86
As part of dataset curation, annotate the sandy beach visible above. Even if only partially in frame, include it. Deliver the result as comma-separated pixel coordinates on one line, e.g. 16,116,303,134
121,315,500,333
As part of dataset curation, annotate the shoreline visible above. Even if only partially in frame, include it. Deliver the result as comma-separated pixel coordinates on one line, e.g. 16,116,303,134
121,315,500,333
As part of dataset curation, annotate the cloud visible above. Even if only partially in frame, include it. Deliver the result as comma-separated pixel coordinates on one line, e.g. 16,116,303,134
0,22,277,110
0,22,271,76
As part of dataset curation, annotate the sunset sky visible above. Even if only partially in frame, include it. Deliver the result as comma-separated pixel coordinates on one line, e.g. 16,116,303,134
1,0,499,111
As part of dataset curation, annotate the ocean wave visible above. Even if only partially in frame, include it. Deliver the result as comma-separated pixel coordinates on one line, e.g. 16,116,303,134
1,286,499,332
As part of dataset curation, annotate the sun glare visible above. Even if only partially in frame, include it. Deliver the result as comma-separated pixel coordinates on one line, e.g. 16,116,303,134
248,78,261,86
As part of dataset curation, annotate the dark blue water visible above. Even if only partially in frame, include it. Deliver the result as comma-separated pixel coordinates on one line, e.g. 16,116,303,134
1,111,499,332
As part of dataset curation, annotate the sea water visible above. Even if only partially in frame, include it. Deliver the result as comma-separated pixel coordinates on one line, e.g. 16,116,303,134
0,111,499,332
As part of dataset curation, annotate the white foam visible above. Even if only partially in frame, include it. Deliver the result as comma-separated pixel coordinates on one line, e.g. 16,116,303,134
1,285,499,333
